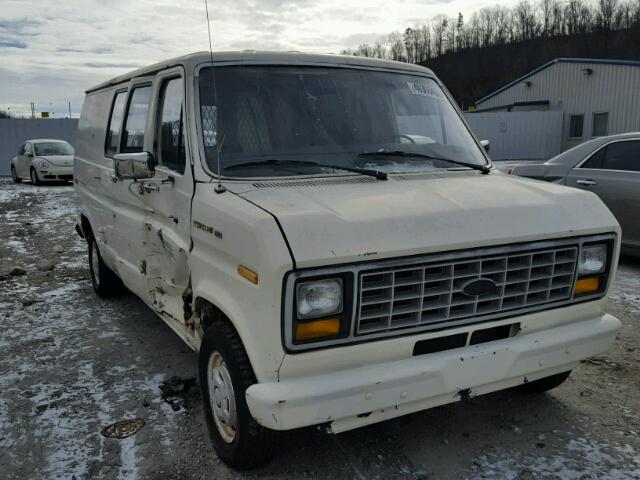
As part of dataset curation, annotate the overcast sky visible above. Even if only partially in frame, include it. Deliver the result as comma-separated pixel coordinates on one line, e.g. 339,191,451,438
1,0,512,118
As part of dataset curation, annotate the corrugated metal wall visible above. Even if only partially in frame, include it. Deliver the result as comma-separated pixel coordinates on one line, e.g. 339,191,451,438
0,119,78,176
476,61,640,151
465,110,563,160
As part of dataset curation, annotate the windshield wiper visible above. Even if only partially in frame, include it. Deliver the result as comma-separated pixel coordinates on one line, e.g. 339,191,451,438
224,159,388,180
358,150,491,174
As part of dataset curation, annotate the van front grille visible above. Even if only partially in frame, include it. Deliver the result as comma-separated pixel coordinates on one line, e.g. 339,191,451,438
356,245,578,335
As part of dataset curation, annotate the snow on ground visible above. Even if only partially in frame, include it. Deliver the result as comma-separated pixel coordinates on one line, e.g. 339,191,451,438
610,267,640,315
469,437,640,479
1,178,639,479
0,180,193,480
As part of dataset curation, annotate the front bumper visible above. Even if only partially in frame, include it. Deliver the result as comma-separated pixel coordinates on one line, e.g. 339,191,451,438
36,166,73,181
245,313,620,433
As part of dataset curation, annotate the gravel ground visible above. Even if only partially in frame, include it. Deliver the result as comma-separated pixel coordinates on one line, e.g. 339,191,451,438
0,178,639,480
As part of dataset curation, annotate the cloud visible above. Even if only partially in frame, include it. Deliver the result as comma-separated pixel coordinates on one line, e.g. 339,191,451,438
0,0,509,117
83,62,141,69
0,39,26,48
57,47,114,54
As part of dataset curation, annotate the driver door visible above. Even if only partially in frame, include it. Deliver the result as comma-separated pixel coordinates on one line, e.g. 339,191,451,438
138,70,193,323
18,142,33,177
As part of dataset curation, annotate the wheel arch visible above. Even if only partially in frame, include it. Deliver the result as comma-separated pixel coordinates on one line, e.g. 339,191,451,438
193,296,276,382
79,214,94,240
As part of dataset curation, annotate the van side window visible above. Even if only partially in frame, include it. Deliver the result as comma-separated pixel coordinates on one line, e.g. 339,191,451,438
121,86,152,153
106,91,127,155
156,78,186,173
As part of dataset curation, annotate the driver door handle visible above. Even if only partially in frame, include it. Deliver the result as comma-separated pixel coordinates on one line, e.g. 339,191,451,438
141,181,160,194
577,179,597,186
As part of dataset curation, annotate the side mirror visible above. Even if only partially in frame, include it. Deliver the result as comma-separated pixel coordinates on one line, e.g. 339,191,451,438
480,140,490,153
27,152,34,158
113,152,155,181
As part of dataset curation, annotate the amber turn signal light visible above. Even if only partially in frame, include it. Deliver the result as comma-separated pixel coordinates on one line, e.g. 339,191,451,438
575,276,600,295
238,265,259,285
295,318,340,342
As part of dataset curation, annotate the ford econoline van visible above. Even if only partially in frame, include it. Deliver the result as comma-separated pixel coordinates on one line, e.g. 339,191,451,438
74,51,621,469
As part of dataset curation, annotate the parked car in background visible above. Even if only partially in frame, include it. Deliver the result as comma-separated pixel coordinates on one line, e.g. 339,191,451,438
11,139,75,185
509,132,640,257
75,51,621,469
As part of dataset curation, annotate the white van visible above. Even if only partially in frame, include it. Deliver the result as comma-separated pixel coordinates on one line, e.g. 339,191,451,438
74,51,621,469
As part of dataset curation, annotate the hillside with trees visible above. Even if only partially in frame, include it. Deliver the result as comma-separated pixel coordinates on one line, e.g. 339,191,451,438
341,0,640,108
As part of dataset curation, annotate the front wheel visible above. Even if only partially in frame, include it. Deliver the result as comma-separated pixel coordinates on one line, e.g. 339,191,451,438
199,321,275,469
88,237,123,298
11,165,21,183
514,371,571,394
30,168,41,186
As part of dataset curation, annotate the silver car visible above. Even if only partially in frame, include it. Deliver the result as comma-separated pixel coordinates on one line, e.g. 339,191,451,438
510,132,640,256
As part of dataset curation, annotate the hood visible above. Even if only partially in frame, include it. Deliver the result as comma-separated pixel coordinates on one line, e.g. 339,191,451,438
38,155,74,167
236,171,619,268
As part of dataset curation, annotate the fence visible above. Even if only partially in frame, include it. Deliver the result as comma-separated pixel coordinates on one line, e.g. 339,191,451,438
464,110,563,161
0,119,79,176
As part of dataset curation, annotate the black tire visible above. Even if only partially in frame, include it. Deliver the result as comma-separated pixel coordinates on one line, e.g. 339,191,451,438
88,236,123,298
30,168,41,186
199,320,275,469
11,165,21,183
514,371,571,394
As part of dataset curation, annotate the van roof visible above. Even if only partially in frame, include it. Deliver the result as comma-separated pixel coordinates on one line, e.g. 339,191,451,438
86,50,435,93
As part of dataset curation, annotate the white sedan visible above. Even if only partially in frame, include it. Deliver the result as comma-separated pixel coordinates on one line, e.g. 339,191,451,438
11,139,75,185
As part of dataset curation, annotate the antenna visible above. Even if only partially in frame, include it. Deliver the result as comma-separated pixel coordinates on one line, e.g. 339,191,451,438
204,0,226,193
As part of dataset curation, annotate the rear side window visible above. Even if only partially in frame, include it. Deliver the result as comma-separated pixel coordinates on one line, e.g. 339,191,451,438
581,146,605,169
121,86,152,153
106,91,127,155
156,78,186,173
603,141,640,172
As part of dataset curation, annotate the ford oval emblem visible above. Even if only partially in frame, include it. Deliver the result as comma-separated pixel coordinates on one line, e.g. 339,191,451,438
462,278,499,297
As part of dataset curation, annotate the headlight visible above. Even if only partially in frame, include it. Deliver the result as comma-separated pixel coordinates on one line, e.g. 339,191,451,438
296,279,343,319
578,244,607,275
36,159,50,169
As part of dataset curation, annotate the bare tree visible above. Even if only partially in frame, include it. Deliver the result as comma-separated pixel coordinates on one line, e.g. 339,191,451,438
431,15,449,55
596,0,618,31
340,0,640,64
415,25,432,61
455,13,465,49
403,28,416,63
514,0,541,40
387,31,406,61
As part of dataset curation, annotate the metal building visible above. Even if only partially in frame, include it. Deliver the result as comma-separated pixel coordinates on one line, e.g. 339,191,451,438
474,58,640,152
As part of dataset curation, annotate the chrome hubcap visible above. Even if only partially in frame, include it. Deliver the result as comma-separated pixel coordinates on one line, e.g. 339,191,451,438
207,351,237,443
91,242,100,287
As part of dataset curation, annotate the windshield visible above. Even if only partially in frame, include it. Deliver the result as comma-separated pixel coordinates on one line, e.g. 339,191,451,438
34,141,74,156
198,66,487,177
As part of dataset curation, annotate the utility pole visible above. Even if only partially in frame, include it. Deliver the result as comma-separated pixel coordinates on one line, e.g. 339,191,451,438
68,101,72,119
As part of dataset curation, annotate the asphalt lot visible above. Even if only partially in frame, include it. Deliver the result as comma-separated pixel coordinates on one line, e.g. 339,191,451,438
1,178,639,480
